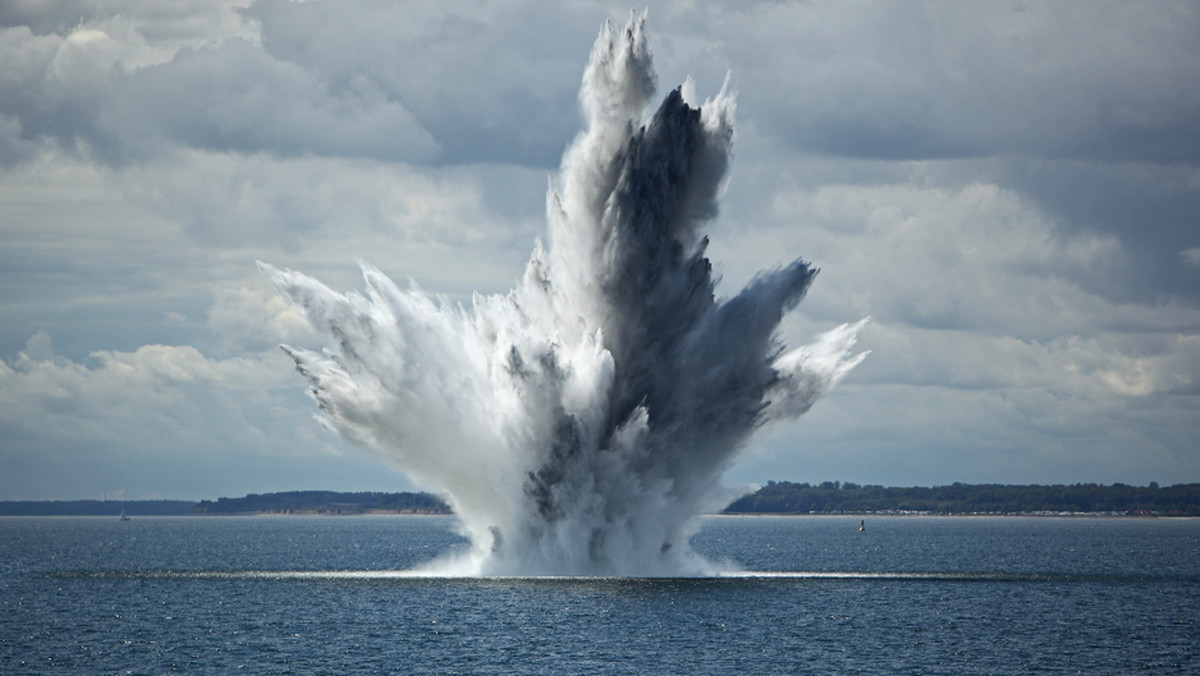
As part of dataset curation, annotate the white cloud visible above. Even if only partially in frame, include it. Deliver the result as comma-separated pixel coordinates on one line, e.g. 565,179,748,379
1,0,1197,498
112,149,537,295
6,2,1200,167
0,335,286,451
50,28,120,87
0,0,259,49
718,176,1152,336
696,1,1200,163
1182,247,1200,268
717,164,1200,487
103,39,439,162
856,324,1200,396
0,331,410,500
207,278,319,353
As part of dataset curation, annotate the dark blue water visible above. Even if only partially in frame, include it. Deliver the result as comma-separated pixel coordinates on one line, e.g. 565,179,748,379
2,515,1197,674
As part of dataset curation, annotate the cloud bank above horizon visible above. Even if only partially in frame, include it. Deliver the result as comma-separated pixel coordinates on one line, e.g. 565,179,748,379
1,0,1198,500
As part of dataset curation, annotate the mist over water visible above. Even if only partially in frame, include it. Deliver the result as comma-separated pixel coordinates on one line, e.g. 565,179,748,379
260,16,867,576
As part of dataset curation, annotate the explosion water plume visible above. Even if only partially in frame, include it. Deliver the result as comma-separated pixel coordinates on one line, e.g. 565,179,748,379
260,15,867,576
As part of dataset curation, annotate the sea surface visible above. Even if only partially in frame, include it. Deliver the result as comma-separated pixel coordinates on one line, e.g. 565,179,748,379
2,515,1197,674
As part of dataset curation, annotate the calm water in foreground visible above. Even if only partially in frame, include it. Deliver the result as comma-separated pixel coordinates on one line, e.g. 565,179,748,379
2,515,1197,674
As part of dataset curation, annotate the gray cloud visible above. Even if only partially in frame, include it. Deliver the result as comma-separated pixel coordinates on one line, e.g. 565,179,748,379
8,2,1197,169
100,38,439,163
0,331,414,500
0,0,255,39
248,0,597,165
985,159,1200,306
719,2,1200,164
1,1,1197,499
0,1,603,167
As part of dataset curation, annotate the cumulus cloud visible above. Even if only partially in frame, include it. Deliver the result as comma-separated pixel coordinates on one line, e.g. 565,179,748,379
245,0,601,165
0,0,258,46
696,1,1200,163
1,333,282,449
5,2,1199,169
741,373,1198,488
206,278,319,353
0,330,408,500
716,166,1200,487
102,38,439,163
1,1,1197,498
0,4,262,166
0,0,605,167
111,149,540,280
856,324,1200,397
724,179,1151,335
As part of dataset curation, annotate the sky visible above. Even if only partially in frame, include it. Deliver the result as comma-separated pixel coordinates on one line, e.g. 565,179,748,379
2,0,1198,501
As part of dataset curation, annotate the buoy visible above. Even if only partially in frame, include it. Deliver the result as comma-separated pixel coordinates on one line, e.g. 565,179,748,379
859,519,865,532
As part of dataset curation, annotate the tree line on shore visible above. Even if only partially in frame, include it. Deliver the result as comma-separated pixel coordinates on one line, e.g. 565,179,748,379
724,481,1200,516
189,490,449,515
3,482,1197,516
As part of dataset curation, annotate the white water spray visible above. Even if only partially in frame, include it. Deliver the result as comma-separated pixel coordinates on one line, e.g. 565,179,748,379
260,16,867,576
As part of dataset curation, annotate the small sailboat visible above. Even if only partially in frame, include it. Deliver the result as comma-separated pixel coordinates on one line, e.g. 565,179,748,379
120,509,130,521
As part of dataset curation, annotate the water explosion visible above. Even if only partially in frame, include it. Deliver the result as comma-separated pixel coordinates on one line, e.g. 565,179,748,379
260,16,866,576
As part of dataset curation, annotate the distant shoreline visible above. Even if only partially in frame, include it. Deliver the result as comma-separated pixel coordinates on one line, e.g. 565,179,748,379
715,512,1198,518
3,512,1196,520
4,482,1197,517
3,509,1196,519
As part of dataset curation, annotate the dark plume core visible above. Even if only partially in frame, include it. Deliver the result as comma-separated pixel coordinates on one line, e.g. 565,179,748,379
525,84,818,527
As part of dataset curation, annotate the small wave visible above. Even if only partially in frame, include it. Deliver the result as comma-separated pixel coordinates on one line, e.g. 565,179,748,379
44,569,1191,584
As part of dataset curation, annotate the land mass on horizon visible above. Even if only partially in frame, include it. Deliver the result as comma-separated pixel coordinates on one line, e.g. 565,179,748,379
3,482,1196,517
